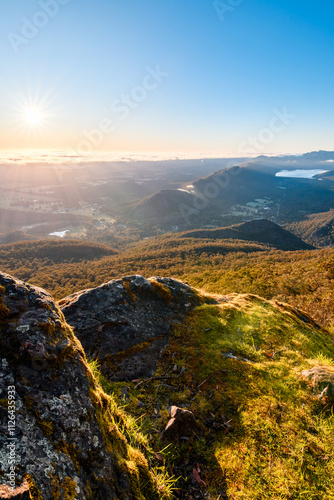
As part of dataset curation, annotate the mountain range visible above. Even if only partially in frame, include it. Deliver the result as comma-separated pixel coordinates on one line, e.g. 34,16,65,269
121,153,334,230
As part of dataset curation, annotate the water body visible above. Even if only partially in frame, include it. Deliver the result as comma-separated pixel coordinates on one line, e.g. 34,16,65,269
275,169,328,179
49,230,69,238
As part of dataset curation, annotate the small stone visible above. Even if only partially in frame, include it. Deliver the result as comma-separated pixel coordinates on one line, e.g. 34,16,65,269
161,406,198,442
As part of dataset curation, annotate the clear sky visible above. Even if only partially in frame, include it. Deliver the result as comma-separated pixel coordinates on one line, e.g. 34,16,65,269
1,0,334,157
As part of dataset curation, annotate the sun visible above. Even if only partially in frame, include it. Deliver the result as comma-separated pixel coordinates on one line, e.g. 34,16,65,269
24,108,43,127
12,91,54,134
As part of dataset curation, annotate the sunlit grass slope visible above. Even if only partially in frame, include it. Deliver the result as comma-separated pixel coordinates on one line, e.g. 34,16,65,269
95,293,334,499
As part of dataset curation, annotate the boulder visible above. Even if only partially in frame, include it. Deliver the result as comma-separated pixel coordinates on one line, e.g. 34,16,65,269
60,276,203,381
0,272,158,499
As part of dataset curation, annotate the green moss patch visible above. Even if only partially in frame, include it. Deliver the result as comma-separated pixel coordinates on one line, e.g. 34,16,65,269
93,294,334,499
0,285,10,320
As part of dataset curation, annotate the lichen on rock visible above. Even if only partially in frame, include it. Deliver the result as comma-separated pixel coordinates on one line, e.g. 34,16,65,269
0,272,160,499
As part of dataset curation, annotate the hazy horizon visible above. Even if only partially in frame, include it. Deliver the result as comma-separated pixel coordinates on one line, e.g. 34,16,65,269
0,148,333,167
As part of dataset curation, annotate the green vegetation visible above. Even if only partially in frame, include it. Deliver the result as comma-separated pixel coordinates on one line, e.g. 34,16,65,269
0,239,117,262
288,209,334,247
0,285,10,320
87,359,176,499
2,230,334,497
0,236,334,329
92,294,334,499
21,323,170,498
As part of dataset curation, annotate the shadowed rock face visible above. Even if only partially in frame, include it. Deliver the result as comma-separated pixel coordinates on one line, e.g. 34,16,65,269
60,276,204,382
0,272,158,499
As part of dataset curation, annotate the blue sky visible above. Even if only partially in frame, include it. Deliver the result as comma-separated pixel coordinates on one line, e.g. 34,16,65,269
0,0,333,156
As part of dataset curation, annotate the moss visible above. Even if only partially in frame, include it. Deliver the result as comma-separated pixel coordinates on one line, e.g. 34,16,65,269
48,343,84,376
0,285,10,320
53,442,80,473
42,302,52,310
58,296,78,307
38,420,54,439
122,280,138,302
103,336,162,369
50,475,60,500
86,361,163,499
39,322,56,336
150,280,173,302
49,475,77,500
23,395,35,412
60,477,77,500
0,398,8,408
191,286,214,305
0,301,10,319
26,474,43,500
93,397,128,457
123,447,157,499
101,293,334,499
89,385,111,410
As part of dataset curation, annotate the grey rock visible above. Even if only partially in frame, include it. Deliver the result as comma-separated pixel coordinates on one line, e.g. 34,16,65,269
60,275,204,381
0,272,158,499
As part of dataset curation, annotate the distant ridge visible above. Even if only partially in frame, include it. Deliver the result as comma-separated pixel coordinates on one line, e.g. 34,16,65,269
122,162,334,228
179,219,314,251
125,166,282,224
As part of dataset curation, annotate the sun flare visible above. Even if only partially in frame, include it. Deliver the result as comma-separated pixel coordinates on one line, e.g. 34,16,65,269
13,92,54,135
24,108,43,127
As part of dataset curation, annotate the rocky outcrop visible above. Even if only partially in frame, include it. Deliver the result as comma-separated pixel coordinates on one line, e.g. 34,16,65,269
0,272,159,499
60,276,204,382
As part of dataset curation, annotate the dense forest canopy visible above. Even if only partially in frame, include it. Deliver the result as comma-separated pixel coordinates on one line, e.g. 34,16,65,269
0,237,333,331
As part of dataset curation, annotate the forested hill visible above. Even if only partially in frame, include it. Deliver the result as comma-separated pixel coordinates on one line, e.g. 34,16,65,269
288,210,334,247
178,219,314,251
0,239,117,263
0,236,333,330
